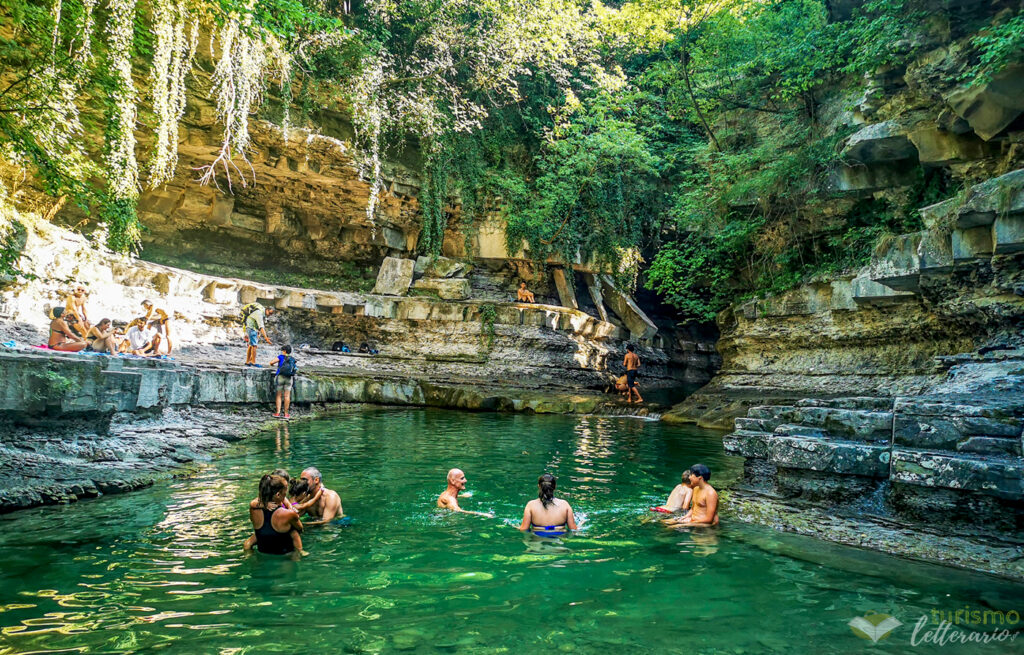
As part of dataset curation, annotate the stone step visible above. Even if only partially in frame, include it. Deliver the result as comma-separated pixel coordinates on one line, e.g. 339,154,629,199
732,416,775,433
890,448,1024,499
893,397,1024,450
723,429,770,458
795,397,893,411
774,424,829,439
768,435,890,478
745,406,893,442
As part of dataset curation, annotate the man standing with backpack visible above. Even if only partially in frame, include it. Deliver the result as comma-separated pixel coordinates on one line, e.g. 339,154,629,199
241,303,274,367
270,344,298,418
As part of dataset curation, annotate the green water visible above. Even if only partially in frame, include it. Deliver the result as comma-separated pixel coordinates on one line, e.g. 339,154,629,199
1,409,1021,654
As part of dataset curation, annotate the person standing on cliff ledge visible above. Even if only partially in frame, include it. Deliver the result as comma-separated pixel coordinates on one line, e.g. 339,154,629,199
623,343,643,404
243,304,274,367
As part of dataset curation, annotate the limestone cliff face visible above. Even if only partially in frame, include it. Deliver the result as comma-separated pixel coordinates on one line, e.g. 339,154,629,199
137,112,425,274
664,9,1024,538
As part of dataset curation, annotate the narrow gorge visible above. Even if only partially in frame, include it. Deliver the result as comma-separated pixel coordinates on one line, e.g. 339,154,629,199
1,0,1023,651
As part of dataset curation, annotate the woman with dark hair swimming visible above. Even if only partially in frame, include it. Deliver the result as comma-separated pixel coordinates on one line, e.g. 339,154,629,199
517,474,578,537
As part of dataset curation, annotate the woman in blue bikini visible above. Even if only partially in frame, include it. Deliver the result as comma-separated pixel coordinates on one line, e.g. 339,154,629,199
518,474,578,537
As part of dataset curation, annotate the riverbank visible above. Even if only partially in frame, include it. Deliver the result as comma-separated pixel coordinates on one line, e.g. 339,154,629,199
0,348,665,513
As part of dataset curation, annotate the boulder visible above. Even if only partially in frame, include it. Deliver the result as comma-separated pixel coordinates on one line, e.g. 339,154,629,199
414,255,466,279
951,225,992,262
829,161,920,192
993,213,1024,254
411,277,471,300
371,257,415,296
907,126,995,166
841,121,918,163
851,274,915,304
582,273,609,322
866,232,922,292
551,268,578,310
945,64,1024,141
599,275,657,340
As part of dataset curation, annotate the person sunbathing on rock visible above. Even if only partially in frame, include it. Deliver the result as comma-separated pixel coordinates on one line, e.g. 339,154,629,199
666,464,718,526
437,468,493,517
47,307,87,352
84,318,121,355
516,282,535,303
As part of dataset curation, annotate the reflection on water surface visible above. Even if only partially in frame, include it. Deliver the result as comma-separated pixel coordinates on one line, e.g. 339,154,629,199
1,408,1020,654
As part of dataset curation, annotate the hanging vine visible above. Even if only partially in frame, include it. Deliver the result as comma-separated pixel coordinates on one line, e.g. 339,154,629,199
198,4,271,191
103,0,141,253
148,0,196,187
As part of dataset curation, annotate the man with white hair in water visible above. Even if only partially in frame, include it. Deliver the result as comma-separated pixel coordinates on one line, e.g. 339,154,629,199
437,468,493,517
298,467,343,525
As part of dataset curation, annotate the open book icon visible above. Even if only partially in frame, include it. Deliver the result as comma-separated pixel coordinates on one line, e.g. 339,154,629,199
848,615,903,643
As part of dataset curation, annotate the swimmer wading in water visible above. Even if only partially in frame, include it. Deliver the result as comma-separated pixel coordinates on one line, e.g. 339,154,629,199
518,474,578,537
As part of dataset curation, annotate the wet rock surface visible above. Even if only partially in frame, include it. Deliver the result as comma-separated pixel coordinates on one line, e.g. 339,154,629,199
728,489,1024,581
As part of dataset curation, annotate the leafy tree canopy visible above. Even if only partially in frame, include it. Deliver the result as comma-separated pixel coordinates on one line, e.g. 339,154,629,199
0,0,1019,323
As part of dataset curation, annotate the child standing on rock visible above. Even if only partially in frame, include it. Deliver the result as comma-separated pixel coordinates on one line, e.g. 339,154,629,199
270,344,298,418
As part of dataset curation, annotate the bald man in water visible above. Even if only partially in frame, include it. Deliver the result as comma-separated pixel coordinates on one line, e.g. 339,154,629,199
299,466,343,525
437,469,493,517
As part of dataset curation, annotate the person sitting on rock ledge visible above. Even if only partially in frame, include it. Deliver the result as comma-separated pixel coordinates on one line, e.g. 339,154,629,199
516,282,535,303
47,307,87,352
666,464,718,526
84,318,121,355
438,468,494,517
125,317,156,356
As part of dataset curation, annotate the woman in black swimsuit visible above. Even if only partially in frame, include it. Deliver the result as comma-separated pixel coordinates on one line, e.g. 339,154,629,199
248,474,304,555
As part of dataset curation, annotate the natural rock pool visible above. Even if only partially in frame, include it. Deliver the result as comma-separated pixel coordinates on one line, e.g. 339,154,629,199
1,408,1021,653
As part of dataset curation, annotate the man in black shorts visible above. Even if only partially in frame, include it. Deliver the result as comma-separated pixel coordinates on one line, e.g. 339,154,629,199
623,343,643,404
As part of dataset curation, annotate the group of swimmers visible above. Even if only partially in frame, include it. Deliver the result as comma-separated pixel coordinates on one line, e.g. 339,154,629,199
245,463,719,556
47,289,172,357
245,467,343,556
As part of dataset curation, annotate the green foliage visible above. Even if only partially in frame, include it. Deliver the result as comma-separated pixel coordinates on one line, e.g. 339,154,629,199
0,218,31,280
499,92,662,284
30,368,81,404
102,197,142,255
965,9,1024,85
646,218,763,321
647,169,941,320
479,302,497,349
0,0,1006,323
